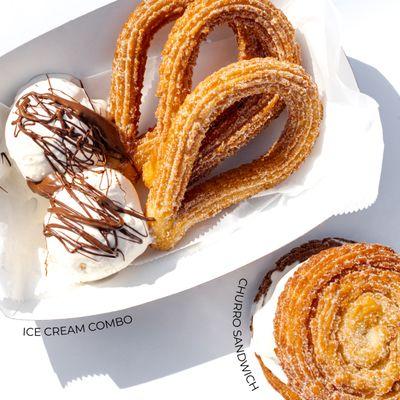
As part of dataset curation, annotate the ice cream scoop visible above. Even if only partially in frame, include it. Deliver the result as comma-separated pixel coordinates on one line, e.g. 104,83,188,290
43,167,151,283
5,75,147,283
5,75,109,182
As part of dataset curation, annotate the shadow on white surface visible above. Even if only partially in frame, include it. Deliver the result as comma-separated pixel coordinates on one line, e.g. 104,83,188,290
275,58,400,250
306,58,400,250
36,264,261,388
36,58,399,389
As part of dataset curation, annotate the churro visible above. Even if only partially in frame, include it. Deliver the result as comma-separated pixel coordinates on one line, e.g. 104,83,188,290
110,0,194,149
136,0,300,186
146,58,322,249
256,243,400,400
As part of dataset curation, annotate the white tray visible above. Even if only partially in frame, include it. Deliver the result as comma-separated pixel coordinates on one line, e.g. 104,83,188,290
0,0,383,319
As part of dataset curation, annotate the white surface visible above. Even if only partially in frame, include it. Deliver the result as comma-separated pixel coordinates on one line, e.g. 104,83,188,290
0,0,383,320
0,0,115,57
0,0,399,399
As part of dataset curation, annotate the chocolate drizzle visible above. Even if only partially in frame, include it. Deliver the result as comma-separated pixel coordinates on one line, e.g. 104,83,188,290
254,238,356,303
27,174,62,199
13,91,119,181
44,171,150,259
0,151,11,193
11,79,149,260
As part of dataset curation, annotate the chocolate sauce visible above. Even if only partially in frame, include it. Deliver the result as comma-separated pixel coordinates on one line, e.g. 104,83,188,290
12,82,148,259
254,238,356,303
0,151,11,193
50,95,127,154
27,174,62,199
44,172,149,259
1,152,11,167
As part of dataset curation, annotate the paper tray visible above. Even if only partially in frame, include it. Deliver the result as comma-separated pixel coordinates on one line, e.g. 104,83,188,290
0,0,383,319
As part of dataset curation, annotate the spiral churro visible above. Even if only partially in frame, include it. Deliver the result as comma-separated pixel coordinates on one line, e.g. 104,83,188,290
255,243,400,400
146,58,322,249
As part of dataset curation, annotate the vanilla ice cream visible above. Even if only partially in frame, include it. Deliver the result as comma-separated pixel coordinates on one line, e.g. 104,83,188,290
44,167,151,283
5,75,108,182
251,239,351,392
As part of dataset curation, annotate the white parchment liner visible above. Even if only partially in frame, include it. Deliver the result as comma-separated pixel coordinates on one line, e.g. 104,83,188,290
0,0,383,319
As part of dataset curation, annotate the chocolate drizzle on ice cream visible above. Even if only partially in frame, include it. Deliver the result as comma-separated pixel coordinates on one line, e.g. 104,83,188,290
44,170,150,260
8,76,150,264
12,90,128,184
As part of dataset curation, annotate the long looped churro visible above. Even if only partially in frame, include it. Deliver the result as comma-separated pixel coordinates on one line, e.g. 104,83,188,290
146,58,322,250
110,0,276,147
110,0,193,149
135,0,300,186
258,243,400,400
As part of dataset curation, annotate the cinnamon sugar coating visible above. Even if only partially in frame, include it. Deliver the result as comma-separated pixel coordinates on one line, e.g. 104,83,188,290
257,243,400,400
110,0,300,186
146,58,322,249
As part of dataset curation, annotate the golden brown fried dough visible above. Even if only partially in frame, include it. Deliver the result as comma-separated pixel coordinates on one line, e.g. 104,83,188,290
128,0,300,186
110,0,194,149
110,0,285,152
257,243,400,400
146,58,322,250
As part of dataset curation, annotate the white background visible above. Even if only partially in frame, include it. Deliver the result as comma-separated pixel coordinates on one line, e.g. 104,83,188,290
0,1,399,399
